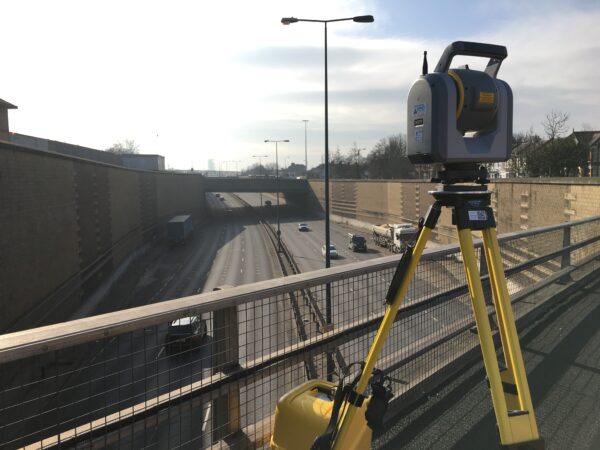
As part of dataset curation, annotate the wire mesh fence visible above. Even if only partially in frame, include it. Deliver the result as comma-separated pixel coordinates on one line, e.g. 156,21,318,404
1,216,600,449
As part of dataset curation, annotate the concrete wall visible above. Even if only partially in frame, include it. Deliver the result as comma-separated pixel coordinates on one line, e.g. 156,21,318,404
0,141,205,332
309,178,600,243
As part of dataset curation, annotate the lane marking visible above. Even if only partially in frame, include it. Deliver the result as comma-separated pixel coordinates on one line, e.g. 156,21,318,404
202,403,212,432
155,347,165,360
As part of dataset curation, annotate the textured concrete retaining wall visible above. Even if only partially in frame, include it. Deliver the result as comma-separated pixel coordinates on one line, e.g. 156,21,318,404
0,141,205,331
309,179,600,243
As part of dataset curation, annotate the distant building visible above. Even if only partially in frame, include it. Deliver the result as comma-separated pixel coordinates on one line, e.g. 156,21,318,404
208,159,216,171
121,154,165,171
572,130,600,176
0,98,17,141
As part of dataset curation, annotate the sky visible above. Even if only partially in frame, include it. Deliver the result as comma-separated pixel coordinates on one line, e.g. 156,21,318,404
1,0,599,170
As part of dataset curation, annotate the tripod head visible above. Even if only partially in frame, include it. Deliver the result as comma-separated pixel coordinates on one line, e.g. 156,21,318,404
431,163,489,185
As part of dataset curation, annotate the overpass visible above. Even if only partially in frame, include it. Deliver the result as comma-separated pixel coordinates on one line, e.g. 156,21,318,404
1,216,599,449
203,176,309,193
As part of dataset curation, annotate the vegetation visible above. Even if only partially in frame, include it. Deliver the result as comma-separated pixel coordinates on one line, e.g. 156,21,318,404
106,139,140,154
243,109,595,179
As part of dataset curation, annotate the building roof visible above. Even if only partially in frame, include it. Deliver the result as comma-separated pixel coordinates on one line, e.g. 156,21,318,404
0,98,17,109
572,130,600,147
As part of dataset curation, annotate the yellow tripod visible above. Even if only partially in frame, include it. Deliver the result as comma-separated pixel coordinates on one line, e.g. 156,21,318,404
271,182,545,449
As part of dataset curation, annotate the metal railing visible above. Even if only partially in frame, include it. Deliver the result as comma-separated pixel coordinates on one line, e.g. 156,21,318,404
2,216,600,449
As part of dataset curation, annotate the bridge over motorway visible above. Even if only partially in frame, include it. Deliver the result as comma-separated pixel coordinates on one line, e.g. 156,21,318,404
1,215,599,449
203,176,309,193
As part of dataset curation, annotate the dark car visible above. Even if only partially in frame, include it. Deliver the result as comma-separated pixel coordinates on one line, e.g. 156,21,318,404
165,316,207,355
265,200,272,206
348,233,367,252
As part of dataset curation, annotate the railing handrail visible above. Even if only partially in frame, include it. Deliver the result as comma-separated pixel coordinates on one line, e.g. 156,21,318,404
2,214,599,364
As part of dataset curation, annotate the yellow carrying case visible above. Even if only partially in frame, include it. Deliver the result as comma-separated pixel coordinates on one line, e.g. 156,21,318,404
270,379,372,450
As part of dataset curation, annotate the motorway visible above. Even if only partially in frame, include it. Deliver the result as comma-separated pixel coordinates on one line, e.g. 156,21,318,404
3,190,472,449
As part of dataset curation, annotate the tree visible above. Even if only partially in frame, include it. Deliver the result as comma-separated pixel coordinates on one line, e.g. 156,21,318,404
348,142,366,179
107,139,140,154
510,129,542,177
525,135,586,177
365,134,415,179
542,110,570,141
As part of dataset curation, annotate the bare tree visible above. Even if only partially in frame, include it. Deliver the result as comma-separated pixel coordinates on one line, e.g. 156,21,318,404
107,139,140,154
542,110,570,141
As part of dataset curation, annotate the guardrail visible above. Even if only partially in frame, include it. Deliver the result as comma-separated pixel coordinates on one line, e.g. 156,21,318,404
1,216,600,449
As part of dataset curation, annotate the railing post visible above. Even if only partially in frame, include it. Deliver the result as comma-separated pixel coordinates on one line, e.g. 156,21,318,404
212,305,241,442
558,225,572,284
561,225,571,269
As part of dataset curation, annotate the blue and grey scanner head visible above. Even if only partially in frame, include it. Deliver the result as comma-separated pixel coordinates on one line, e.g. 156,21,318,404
407,41,513,164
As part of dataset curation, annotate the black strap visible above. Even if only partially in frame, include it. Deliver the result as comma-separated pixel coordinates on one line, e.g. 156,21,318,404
365,369,394,431
385,218,424,304
310,363,364,450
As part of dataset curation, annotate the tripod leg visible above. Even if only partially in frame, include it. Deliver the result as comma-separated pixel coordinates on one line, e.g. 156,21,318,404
457,229,512,442
482,228,541,444
459,228,543,447
332,205,439,450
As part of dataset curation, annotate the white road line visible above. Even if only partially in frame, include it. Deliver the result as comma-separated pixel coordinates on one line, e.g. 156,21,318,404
155,347,165,360
202,403,212,432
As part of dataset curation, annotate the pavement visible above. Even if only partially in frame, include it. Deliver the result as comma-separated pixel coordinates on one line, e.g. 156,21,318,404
373,276,600,450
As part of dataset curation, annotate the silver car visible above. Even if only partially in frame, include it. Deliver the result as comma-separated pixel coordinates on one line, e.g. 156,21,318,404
322,244,338,259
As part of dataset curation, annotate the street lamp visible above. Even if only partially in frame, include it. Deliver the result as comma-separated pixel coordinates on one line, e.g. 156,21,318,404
252,154,268,206
264,139,290,252
302,119,309,178
281,15,374,375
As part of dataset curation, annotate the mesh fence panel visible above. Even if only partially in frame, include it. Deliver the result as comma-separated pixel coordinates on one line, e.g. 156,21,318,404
1,218,600,449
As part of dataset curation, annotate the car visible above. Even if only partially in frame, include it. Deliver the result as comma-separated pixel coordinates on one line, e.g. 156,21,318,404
322,244,338,259
215,193,221,198
265,200,272,206
298,223,310,231
348,233,367,252
220,197,225,201
165,316,207,355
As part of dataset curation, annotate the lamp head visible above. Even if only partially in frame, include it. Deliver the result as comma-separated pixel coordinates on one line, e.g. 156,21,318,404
353,15,374,23
281,17,298,25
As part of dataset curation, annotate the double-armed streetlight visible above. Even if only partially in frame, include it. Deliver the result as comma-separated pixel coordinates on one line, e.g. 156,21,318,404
252,154,269,206
281,15,374,365
264,139,290,252
282,14,373,268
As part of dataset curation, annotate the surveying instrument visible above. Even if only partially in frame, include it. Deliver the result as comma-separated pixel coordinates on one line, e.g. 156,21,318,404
271,41,544,449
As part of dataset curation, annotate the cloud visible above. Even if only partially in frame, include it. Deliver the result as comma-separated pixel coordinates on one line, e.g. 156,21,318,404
1,0,599,170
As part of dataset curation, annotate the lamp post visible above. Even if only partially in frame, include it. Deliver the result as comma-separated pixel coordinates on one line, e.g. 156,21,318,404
282,15,374,376
302,119,309,177
264,139,289,252
252,154,268,206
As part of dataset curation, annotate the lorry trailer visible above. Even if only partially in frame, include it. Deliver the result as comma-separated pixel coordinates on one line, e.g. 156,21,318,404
372,223,417,253
167,215,194,244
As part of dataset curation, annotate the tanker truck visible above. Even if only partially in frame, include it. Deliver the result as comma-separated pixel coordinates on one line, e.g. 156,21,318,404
372,223,418,253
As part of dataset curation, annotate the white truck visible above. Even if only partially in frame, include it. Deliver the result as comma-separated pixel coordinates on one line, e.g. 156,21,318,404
372,223,418,253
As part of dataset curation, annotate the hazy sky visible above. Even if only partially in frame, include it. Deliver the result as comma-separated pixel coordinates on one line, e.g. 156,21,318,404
2,0,599,170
